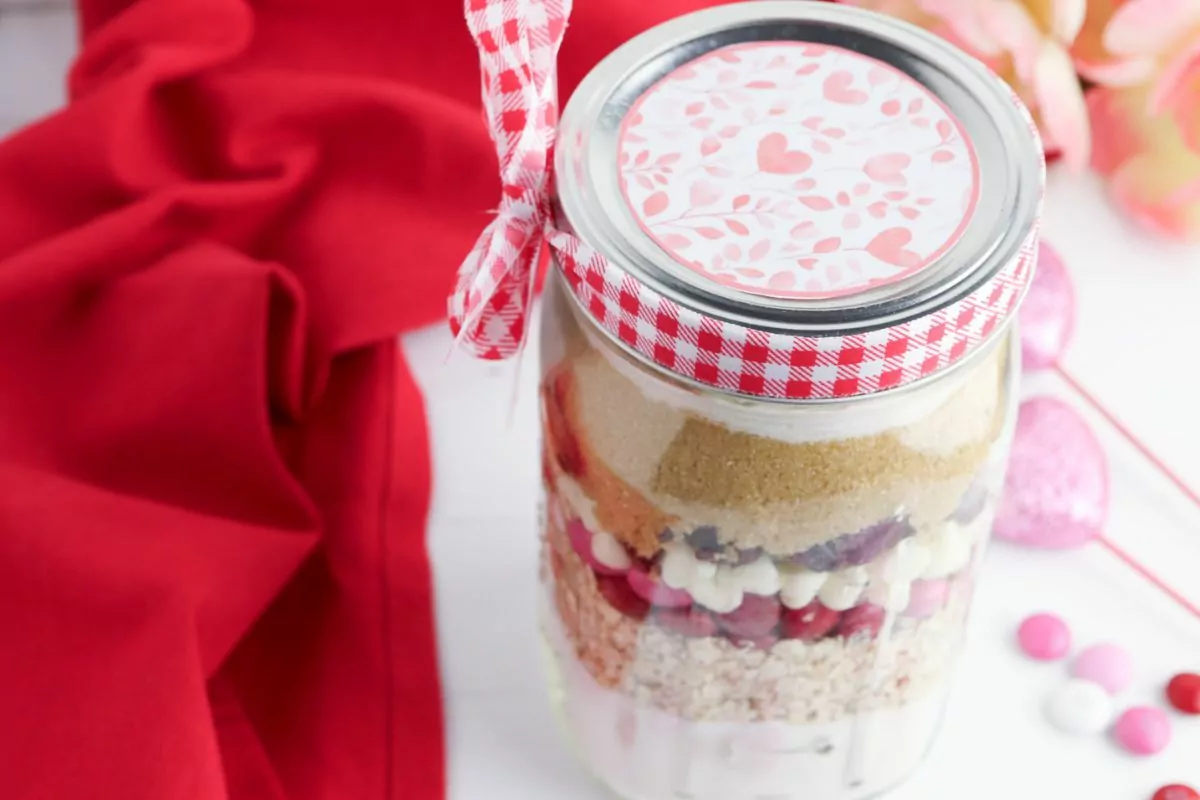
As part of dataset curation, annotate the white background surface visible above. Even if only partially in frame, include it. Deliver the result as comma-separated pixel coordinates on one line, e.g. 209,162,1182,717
4,5,1198,799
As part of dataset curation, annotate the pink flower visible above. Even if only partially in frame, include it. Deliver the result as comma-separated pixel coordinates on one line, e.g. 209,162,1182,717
1076,0,1200,240
1074,0,1200,109
1088,82,1200,240
842,0,1091,170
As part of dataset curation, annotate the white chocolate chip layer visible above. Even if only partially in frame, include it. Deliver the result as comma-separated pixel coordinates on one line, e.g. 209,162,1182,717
818,566,869,611
733,555,781,596
660,544,697,590
778,565,828,610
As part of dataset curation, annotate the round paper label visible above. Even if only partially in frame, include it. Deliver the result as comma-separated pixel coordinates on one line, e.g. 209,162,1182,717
618,42,980,300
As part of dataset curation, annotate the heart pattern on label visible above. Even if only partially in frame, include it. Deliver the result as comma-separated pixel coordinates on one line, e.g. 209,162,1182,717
618,42,979,300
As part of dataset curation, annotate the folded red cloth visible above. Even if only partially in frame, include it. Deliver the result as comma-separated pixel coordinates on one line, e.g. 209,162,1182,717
0,0,723,798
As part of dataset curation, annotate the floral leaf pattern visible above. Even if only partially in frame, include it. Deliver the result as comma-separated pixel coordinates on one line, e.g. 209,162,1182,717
617,42,978,299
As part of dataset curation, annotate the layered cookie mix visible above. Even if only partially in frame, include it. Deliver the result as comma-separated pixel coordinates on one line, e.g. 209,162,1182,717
536,300,1014,797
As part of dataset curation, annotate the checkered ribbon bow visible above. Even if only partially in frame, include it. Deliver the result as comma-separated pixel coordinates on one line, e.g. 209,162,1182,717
448,0,572,360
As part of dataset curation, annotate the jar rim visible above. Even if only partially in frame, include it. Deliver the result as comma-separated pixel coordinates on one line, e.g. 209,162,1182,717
555,1,1042,340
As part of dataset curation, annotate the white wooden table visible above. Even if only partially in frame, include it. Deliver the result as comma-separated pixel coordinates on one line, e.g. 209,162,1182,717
6,5,1199,798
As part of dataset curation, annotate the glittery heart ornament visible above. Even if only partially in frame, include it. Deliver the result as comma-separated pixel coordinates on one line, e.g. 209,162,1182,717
995,397,1110,548
1019,241,1076,371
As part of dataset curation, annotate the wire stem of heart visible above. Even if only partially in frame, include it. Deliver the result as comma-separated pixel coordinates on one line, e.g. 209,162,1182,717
1053,361,1200,623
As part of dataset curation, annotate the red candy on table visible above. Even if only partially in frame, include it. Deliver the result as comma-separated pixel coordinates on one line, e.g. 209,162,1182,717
1153,785,1200,800
1166,673,1200,714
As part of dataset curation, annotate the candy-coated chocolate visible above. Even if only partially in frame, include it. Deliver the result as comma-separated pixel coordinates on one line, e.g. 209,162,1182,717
1045,679,1114,735
903,579,949,619
627,562,693,608
1153,784,1200,800
1071,643,1134,695
1113,706,1172,756
1018,612,1072,661
1166,673,1200,714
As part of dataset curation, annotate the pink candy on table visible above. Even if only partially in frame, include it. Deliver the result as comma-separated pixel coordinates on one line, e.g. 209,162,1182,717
1114,706,1172,756
1072,643,1135,695
1017,612,1072,661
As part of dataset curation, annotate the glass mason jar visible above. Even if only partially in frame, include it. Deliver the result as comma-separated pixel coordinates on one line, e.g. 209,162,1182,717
536,3,1043,799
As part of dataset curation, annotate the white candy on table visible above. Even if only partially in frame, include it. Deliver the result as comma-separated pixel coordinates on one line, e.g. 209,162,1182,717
1045,679,1114,736
779,565,828,609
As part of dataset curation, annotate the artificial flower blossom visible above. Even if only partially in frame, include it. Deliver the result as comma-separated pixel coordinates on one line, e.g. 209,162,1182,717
1088,82,1200,241
841,0,1091,170
1076,0,1200,240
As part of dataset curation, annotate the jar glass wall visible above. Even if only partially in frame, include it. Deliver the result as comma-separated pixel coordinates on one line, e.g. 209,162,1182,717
537,268,1017,800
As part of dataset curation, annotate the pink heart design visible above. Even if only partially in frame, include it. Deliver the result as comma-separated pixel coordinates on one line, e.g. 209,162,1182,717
822,70,869,105
1019,242,1076,371
756,133,812,174
689,180,722,208
865,228,921,268
994,397,1108,549
863,153,911,185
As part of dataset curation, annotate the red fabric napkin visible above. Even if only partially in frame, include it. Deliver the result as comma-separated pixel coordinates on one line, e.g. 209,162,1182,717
0,0,722,798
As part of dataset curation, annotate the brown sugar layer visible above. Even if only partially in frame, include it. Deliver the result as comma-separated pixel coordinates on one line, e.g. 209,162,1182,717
572,346,1004,503
543,512,971,724
652,417,991,509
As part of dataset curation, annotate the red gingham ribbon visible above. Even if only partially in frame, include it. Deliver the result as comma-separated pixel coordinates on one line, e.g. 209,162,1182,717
448,0,571,359
453,1,1044,397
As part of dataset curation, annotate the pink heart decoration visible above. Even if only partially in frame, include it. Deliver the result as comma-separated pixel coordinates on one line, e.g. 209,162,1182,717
822,70,869,105
863,152,911,185
756,133,812,174
994,397,1109,549
865,227,921,268
1019,241,1076,371
689,180,722,208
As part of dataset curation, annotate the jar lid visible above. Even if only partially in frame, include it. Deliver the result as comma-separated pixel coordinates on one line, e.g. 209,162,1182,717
553,1,1043,401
